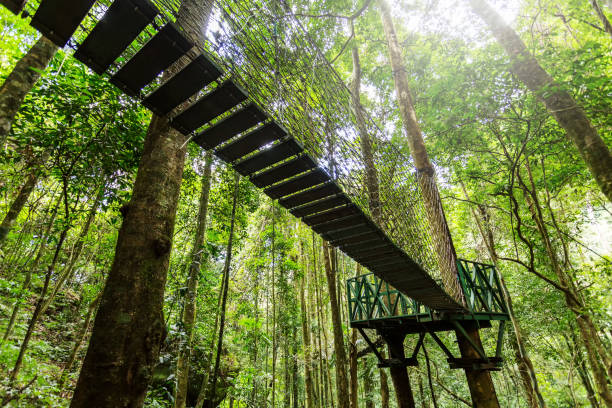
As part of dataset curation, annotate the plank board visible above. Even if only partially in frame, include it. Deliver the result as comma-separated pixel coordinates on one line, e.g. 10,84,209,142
31,0,96,47
170,81,247,134
143,54,222,116
264,168,329,199
289,194,349,218
250,155,316,188
193,103,266,150
233,138,303,176
216,122,287,162
1,0,26,14
110,23,193,97
75,0,158,74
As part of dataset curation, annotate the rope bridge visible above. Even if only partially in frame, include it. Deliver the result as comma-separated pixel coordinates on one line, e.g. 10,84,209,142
4,0,465,310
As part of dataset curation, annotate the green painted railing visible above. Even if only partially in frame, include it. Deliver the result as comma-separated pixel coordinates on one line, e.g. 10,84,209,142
347,259,509,324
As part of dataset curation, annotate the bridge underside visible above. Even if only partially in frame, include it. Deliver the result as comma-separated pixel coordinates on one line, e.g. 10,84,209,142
2,0,463,310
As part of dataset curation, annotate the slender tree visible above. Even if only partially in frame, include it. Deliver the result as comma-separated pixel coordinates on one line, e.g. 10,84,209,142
0,35,57,147
174,152,213,408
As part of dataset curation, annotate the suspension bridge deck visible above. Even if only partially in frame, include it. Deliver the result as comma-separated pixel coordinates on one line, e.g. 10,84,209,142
2,0,464,310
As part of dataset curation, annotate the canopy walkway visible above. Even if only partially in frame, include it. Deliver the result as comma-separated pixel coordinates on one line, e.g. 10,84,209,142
2,0,512,324
2,0,468,311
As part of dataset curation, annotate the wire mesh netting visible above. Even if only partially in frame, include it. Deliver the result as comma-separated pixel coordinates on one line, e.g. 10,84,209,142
20,0,463,305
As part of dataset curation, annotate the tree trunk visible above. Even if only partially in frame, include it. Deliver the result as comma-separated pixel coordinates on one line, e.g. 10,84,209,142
0,158,44,244
363,359,374,408
377,1,499,405
380,363,390,408
455,323,500,407
322,241,350,408
207,173,240,407
59,293,102,388
70,1,211,405
174,152,213,408
383,332,415,408
300,263,316,408
468,0,612,202
349,329,359,408
589,0,612,38
377,0,462,304
0,35,58,147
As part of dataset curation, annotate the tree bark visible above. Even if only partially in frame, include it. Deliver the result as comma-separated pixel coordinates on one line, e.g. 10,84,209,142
0,35,58,147
380,361,390,408
455,323,500,407
322,241,350,408
377,0,463,304
70,1,211,405
377,1,499,405
0,153,48,244
382,331,415,408
174,152,213,408
349,328,359,408
469,0,612,202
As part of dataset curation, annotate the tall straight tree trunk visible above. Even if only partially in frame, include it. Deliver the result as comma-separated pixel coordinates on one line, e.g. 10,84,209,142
0,35,57,147
322,241,350,408
379,359,390,408
70,1,211,405
0,154,47,244
174,152,213,408
363,359,374,408
207,173,240,407
300,264,316,408
349,328,359,408
468,0,612,202
377,1,499,406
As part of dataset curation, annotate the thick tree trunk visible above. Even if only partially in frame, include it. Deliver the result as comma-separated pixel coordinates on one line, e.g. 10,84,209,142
363,359,374,408
380,363,390,408
299,265,316,408
589,0,612,38
469,0,612,202
174,152,213,408
70,1,211,405
455,324,501,408
322,241,350,408
0,35,57,147
382,332,415,408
